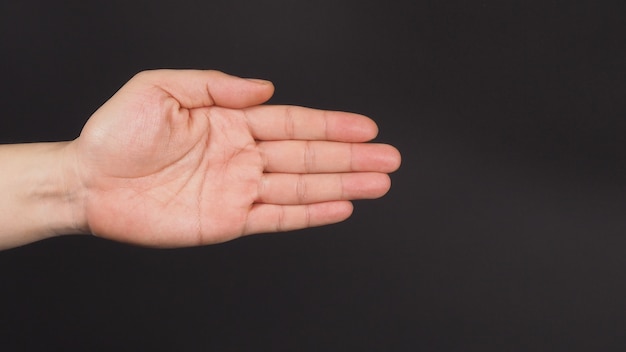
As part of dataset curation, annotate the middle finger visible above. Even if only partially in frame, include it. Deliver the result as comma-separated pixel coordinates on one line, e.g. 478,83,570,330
258,141,398,174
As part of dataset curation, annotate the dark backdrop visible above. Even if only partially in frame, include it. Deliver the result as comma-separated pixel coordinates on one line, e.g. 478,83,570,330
2,1,626,351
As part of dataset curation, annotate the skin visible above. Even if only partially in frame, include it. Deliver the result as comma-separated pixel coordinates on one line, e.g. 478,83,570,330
0,70,401,250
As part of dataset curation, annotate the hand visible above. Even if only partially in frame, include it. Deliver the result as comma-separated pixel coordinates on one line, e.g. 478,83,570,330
69,70,400,247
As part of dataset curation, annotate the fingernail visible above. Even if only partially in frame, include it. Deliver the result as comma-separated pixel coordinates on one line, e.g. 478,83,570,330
245,78,272,85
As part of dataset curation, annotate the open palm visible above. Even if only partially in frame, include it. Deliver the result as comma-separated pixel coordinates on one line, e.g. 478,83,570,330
71,70,400,247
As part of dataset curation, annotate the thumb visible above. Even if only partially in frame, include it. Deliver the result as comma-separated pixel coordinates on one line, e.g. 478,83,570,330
132,69,275,109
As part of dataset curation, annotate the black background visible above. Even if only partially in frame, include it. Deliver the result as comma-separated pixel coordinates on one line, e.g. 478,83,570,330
2,1,626,351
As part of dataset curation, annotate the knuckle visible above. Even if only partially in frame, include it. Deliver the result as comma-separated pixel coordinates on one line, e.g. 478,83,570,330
303,141,315,173
285,106,296,139
276,207,286,232
305,205,312,228
296,175,307,203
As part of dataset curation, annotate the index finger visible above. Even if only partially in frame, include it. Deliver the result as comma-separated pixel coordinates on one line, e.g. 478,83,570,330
243,105,379,142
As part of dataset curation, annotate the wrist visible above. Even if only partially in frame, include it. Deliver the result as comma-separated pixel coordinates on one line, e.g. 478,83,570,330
0,142,88,249
55,141,89,236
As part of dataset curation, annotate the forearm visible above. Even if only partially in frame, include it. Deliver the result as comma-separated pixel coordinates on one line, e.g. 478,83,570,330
0,142,86,250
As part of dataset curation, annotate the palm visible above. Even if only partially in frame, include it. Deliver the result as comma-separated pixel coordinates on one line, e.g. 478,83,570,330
72,70,400,247
80,105,264,246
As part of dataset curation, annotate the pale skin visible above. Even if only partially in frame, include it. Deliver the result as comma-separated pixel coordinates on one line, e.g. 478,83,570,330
0,70,401,250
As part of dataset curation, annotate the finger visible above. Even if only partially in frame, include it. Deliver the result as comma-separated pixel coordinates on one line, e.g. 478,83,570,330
132,69,274,109
257,172,391,205
242,201,354,235
244,105,379,142
259,141,401,173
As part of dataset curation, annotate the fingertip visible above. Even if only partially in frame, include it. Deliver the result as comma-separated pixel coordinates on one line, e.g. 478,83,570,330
330,112,380,142
354,144,402,173
350,113,379,141
244,77,275,105
363,115,380,140
375,173,393,198
313,201,354,225
334,200,355,222
386,145,402,172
